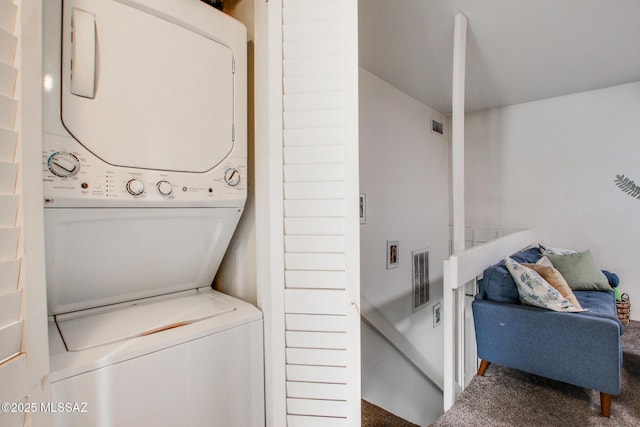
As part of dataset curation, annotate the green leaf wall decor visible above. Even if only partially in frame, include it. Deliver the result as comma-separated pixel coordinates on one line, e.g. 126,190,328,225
614,174,640,200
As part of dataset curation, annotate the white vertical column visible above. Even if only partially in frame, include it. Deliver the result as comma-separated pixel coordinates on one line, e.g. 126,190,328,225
451,12,467,255
255,0,287,425
444,12,467,413
18,0,52,424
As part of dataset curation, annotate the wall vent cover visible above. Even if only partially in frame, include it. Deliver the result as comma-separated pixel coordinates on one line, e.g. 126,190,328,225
411,248,430,312
431,119,444,135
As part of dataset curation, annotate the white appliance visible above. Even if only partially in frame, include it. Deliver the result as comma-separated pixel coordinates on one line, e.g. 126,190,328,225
42,1,264,426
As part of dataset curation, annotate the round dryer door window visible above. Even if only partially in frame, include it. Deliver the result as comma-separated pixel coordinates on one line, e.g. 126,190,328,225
61,0,235,173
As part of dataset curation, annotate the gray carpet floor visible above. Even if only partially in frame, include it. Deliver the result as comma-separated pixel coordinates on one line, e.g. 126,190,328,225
431,320,640,426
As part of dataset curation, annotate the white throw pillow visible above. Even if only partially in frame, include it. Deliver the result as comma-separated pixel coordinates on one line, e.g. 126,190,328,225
505,257,584,312
539,243,577,256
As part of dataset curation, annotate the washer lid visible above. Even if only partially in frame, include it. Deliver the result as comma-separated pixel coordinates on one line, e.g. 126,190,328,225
61,0,235,172
56,292,236,351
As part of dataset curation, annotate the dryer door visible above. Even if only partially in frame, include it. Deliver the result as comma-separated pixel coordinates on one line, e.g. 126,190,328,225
61,0,235,173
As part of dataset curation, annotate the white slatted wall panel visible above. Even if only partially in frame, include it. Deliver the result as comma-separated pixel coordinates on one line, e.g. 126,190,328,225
280,1,360,425
0,1,27,426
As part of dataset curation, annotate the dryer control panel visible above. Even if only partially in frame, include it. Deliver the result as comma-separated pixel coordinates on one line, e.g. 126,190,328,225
43,134,246,208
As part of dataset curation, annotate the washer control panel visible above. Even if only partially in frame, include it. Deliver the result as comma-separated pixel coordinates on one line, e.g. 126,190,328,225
43,135,246,208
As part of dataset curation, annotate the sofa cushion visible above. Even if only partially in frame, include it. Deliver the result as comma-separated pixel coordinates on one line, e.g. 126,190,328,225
477,247,541,304
545,251,612,291
574,290,623,333
523,256,583,310
505,257,584,312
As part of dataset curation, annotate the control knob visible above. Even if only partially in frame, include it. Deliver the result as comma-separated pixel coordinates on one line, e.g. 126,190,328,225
224,168,241,187
126,179,145,196
157,180,172,195
48,152,80,177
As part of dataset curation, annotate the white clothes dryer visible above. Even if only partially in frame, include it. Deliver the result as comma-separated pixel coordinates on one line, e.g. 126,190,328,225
41,1,263,425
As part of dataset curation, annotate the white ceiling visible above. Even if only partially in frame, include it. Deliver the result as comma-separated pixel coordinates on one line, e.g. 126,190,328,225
358,0,640,114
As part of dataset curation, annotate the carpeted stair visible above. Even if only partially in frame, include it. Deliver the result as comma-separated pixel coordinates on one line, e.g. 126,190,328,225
362,399,419,427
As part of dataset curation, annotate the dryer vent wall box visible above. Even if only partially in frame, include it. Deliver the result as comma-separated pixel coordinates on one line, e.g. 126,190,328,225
42,1,263,426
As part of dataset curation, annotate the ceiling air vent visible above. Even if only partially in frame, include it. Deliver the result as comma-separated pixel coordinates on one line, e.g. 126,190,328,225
431,119,444,135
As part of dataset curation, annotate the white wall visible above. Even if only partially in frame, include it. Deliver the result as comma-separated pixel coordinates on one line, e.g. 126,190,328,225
465,81,640,320
359,69,449,425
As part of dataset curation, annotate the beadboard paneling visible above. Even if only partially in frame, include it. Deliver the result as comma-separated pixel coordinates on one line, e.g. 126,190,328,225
284,217,345,236
0,227,18,259
0,29,16,65
287,415,347,427
0,408,25,427
0,354,27,406
0,128,16,161
287,381,347,401
285,270,346,290
284,182,344,200
286,347,346,367
285,253,346,271
284,127,344,147
284,145,344,164
284,235,345,253
280,0,359,423
0,1,17,34
0,289,21,326
282,4,341,24
284,109,344,129
284,164,344,182
0,95,17,129
284,73,344,94
283,58,343,77
286,364,347,384
286,331,347,350
285,289,347,315
0,61,16,98
0,194,17,226
285,313,347,332
0,258,19,294
287,398,348,417
0,160,17,193
0,320,22,363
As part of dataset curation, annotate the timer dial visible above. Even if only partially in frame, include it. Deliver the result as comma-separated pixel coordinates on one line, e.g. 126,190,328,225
48,152,80,177
126,179,145,196
157,180,173,195
224,168,241,187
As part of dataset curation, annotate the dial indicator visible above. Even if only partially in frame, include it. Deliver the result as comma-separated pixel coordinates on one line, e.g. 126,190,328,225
224,168,241,187
48,152,80,177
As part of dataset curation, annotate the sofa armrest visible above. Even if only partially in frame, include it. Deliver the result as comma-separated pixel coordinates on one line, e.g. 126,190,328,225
472,299,622,395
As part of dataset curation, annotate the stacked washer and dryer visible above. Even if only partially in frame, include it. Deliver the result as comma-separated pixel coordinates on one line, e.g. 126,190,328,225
42,1,264,426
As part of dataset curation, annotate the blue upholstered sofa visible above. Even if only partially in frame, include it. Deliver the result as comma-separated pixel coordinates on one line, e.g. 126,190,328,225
472,247,623,417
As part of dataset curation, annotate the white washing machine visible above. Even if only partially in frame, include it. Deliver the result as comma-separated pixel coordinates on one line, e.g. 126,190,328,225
42,1,264,426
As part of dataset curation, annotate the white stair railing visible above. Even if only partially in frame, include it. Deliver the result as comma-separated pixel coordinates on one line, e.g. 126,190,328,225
443,229,533,410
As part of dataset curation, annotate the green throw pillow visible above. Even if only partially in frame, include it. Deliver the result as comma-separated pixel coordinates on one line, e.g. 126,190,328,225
545,250,612,291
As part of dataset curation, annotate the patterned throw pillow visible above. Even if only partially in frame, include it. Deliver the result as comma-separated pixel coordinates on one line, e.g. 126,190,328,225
505,257,585,312
523,256,584,310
